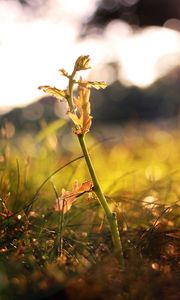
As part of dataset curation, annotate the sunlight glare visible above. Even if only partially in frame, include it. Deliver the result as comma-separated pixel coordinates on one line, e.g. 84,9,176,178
58,0,99,19
116,27,180,87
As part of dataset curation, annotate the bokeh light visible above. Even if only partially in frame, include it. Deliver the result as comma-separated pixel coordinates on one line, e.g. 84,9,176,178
0,0,180,112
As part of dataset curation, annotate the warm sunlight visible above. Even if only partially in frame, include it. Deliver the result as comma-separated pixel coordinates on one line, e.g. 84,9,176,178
0,0,180,111
0,3,179,298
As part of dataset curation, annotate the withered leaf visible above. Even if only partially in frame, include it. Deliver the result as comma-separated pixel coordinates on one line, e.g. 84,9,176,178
79,80,108,90
69,86,92,135
38,85,67,101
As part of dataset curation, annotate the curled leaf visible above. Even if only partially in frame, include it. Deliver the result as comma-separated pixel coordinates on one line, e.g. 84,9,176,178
69,86,92,135
54,180,93,213
74,55,91,71
38,85,67,101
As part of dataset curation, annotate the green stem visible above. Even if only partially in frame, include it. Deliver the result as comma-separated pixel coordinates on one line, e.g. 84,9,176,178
67,68,124,265
78,134,124,265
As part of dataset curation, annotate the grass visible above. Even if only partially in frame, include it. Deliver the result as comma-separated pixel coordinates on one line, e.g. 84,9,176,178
0,120,179,300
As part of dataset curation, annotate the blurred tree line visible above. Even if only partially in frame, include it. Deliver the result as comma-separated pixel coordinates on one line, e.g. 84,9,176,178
1,66,180,130
1,0,180,129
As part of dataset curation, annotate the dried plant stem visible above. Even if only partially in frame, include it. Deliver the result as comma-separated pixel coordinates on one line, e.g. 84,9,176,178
78,134,124,265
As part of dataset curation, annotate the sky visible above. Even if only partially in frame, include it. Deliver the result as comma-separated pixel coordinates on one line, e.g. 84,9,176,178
0,0,180,112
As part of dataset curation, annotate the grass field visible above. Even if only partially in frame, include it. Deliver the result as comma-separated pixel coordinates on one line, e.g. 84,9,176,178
0,120,179,300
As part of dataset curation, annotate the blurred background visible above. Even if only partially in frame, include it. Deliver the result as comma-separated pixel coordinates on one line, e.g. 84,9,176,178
0,0,180,128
